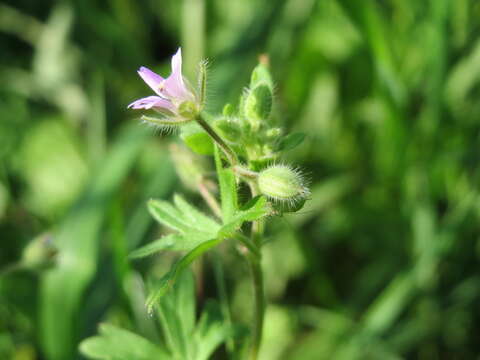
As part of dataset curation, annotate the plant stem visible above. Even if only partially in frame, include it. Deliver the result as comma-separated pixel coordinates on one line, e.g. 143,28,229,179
233,165,259,179
212,250,236,355
197,180,222,218
195,114,238,166
0,263,22,277
247,181,265,360
196,110,266,357
247,250,264,360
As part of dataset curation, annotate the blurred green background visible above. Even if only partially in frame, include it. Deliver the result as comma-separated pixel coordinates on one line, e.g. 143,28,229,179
1,0,480,359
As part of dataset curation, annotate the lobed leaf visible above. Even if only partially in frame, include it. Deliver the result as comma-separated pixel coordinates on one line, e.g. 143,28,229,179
146,238,221,313
79,323,169,360
194,301,233,360
148,199,192,233
129,234,186,259
219,196,270,238
173,194,220,233
157,271,196,359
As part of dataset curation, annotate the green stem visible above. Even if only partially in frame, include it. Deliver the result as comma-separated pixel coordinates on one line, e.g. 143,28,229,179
233,165,259,180
195,114,238,165
197,180,222,218
247,181,265,360
247,250,264,360
0,263,22,277
212,251,236,355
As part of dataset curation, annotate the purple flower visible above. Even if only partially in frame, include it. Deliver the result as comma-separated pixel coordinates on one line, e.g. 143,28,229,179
128,48,198,119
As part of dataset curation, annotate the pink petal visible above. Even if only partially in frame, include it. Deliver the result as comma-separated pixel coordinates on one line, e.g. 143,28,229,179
163,48,191,100
137,67,165,96
127,96,175,111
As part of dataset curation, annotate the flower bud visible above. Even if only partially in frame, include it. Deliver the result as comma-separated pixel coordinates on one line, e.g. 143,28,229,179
21,233,57,270
266,128,282,138
222,103,234,117
257,165,309,203
244,83,273,129
250,61,274,89
214,118,242,143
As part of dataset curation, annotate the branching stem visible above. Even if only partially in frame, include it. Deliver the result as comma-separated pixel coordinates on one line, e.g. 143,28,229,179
196,112,265,359
195,114,238,166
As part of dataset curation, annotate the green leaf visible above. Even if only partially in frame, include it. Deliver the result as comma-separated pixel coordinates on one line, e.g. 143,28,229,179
275,132,306,152
194,301,232,360
129,232,219,260
214,145,238,223
173,194,220,233
148,199,191,233
157,271,196,359
129,234,186,259
79,323,169,360
134,195,222,259
146,238,221,312
180,122,214,155
219,196,270,238
148,197,219,235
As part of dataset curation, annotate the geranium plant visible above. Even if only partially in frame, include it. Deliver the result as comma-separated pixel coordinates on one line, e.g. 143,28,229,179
80,48,309,360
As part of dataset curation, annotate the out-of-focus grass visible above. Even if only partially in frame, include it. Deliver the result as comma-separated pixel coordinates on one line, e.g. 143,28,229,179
1,0,480,359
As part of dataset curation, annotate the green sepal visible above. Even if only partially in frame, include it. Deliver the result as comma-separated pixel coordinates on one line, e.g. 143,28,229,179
274,132,306,152
244,83,273,126
272,198,306,214
222,103,235,117
250,62,274,90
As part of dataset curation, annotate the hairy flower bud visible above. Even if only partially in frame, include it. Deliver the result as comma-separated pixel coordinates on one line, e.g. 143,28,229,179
244,83,273,129
214,118,242,143
257,165,309,203
250,60,274,89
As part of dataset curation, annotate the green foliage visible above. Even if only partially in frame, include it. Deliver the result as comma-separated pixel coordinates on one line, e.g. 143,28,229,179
2,0,480,359
79,324,170,360
136,190,269,311
274,132,306,152
181,122,214,155
81,272,233,360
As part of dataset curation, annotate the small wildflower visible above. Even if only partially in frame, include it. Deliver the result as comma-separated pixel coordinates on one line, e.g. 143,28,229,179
128,48,200,126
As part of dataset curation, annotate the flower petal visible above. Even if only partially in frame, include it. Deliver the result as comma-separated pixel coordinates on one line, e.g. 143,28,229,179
137,67,165,96
127,96,175,111
163,48,191,100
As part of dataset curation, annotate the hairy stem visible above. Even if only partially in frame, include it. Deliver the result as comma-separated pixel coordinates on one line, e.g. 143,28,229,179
247,181,265,360
212,251,236,355
195,114,238,165
247,251,264,360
